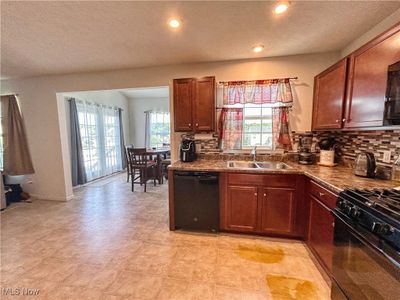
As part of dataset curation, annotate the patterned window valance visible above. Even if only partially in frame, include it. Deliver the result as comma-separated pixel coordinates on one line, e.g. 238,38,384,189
222,78,294,106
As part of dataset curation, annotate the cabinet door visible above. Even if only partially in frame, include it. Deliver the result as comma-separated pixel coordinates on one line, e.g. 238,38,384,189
224,185,258,232
173,78,194,131
308,195,334,272
344,25,400,128
312,59,347,130
260,187,295,234
193,76,215,132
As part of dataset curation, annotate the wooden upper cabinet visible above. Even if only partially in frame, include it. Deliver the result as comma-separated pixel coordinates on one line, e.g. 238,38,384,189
260,187,295,234
224,185,259,232
344,24,400,128
193,77,215,132
312,59,348,130
173,78,194,131
173,76,216,132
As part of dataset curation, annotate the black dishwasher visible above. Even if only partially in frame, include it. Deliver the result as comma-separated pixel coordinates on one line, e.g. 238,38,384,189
173,171,219,232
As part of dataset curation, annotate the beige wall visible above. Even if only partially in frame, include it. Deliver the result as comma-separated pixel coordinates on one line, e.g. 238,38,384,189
1,51,339,201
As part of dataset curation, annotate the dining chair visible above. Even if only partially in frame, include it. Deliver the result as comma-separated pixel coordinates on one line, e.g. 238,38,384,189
160,145,171,181
125,144,134,182
126,148,157,192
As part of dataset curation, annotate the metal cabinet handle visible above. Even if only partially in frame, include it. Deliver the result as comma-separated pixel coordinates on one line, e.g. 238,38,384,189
195,123,199,126
319,192,325,197
335,119,339,123
342,118,346,122
188,123,191,126
254,193,257,196
263,193,267,197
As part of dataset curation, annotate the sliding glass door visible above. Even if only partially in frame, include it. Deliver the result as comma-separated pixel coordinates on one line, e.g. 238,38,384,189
76,101,122,182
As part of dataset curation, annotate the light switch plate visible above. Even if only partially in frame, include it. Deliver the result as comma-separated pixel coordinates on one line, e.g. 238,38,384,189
382,150,392,163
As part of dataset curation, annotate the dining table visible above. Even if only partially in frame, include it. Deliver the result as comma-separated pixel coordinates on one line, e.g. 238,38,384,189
144,147,170,184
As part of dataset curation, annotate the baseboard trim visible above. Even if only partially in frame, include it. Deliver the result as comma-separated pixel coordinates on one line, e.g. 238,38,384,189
30,193,74,202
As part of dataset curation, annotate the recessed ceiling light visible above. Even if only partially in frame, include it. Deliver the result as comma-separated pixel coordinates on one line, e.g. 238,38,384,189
274,2,289,14
168,18,181,29
252,45,264,53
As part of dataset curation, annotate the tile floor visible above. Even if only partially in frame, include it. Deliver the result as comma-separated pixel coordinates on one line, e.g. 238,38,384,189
1,173,331,299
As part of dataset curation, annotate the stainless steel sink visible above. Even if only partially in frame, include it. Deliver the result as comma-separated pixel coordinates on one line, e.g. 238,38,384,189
255,162,292,169
227,161,292,170
227,161,258,169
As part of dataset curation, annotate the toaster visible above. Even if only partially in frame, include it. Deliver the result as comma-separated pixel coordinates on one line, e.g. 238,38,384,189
354,152,376,178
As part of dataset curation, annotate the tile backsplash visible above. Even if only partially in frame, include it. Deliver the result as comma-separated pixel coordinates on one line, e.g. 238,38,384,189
292,129,400,165
180,129,400,166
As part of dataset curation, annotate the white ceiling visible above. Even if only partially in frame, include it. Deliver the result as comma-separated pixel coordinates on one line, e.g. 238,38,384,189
1,1,400,79
119,86,169,100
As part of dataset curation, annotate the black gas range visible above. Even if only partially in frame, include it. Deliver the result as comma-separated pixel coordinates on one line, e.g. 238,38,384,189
331,188,400,299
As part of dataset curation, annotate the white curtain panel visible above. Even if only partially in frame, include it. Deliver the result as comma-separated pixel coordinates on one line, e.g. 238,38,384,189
76,100,122,182
144,110,151,149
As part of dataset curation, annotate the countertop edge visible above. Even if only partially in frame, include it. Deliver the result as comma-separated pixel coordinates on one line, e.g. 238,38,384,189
168,161,399,195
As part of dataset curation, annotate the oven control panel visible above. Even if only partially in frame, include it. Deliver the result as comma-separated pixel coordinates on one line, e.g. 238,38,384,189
336,198,399,248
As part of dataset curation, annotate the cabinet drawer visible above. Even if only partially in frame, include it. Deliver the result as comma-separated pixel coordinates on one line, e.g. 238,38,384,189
309,181,337,209
227,173,296,188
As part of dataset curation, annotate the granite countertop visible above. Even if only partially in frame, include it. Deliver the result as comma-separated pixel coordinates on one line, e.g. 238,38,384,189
169,160,400,194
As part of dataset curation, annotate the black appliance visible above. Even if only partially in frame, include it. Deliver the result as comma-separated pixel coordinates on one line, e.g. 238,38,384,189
173,171,219,232
384,61,400,125
331,189,400,299
354,152,376,178
180,139,196,162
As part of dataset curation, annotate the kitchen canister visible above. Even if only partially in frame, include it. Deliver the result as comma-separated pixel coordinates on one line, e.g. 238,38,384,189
319,150,335,166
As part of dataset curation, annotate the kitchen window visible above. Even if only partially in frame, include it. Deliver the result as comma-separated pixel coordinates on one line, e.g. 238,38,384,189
242,104,273,149
220,78,294,151
150,112,170,148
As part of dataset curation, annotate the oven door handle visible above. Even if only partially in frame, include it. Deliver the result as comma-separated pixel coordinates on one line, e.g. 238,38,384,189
332,210,400,268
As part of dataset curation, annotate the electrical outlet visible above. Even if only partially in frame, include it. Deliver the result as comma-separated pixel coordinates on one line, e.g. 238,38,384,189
383,150,392,163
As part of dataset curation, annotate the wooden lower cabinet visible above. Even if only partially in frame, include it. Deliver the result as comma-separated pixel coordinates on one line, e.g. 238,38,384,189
220,173,304,237
225,185,258,232
307,182,336,273
220,173,337,274
260,187,295,234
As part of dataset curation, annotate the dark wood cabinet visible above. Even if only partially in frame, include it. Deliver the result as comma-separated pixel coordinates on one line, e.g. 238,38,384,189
173,76,215,132
193,77,215,132
225,185,258,232
306,180,337,273
173,78,194,132
312,23,400,130
260,187,295,234
344,25,400,128
220,173,304,237
312,59,348,130
308,195,334,272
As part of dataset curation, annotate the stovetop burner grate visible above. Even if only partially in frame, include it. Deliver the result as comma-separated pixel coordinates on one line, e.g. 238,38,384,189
345,189,400,221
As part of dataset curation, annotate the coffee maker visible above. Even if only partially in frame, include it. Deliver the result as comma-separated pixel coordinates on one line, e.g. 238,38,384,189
298,134,315,165
180,139,196,162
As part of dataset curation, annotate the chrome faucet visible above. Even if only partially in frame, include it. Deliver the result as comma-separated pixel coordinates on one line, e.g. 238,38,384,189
251,146,257,161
